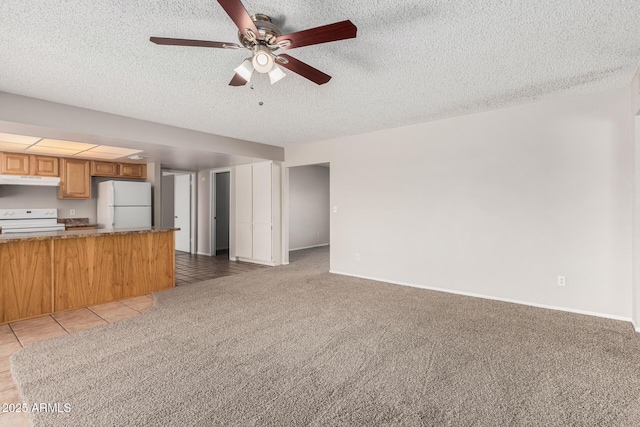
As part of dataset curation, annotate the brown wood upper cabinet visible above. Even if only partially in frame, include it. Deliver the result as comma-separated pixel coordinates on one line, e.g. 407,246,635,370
59,158,91,199
90,161,146,179
1,152,30,175
120,163,146,179
30,155,59,177
1,153,60,177
91,160,119,177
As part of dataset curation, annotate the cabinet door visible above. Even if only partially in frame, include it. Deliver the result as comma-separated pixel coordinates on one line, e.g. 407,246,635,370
31,155,59,176
236,164,253,223
59,158,91,199
236,222,253,259
0,240,53,322
252,223,272,262
1,152,29,175
119,163,146,179
252,162,272,224
91,161,119,177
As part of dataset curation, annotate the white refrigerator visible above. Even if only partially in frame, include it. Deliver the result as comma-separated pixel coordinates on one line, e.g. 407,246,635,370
97,181,152,229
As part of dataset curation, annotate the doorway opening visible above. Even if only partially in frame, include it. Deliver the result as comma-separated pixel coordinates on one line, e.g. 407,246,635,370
210,169,232,259
161,170,197,254
286,163,330,264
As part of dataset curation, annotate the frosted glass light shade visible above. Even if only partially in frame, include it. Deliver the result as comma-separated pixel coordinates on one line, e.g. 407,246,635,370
252,47,274,73
268,65,286,84
234,59,254,82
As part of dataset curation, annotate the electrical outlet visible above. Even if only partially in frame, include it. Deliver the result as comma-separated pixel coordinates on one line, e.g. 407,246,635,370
355,253,360,261
333,206,338,213
557,276,566,287
70,209,76,216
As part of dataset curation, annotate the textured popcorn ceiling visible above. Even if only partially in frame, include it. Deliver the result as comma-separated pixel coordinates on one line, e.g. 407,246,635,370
1,0,639,148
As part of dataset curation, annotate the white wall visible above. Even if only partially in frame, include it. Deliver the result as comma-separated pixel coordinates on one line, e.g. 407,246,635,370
0,92,284,162
0,185,96,220
160,175,175,228
146,162,162,227
0,176,124,222
286,87,635,321
634,113,640,329
289,165,330,250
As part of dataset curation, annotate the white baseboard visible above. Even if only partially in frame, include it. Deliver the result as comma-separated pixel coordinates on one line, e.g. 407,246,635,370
290,243,329,251
329,270,635,327
196,251,212,256
238,257,276,266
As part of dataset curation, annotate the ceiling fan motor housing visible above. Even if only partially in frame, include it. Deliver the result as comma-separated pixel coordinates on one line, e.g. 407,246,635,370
238,14,282,48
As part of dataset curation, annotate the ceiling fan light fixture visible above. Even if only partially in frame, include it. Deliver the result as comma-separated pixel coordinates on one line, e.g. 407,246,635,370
234,59,254,82
268,64,286,84
252,46,274,73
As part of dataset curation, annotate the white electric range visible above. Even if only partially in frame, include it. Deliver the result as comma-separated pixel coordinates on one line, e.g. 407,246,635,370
0,208,66,234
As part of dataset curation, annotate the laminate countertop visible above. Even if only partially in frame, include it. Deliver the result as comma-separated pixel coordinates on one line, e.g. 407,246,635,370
0,227,179,244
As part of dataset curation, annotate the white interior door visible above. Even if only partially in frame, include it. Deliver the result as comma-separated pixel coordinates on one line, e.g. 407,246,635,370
235,164,252,258
174,174,191,252
253,223,272,262
252,162,272,224
252,162,272,261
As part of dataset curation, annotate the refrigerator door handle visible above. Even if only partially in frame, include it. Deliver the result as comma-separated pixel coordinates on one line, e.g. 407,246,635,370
111,205,116,228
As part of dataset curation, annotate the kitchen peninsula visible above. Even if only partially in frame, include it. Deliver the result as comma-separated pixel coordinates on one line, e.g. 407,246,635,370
0,227,176,323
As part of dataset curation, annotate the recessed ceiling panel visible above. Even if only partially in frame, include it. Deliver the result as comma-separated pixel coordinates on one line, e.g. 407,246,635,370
36,139,97,151
82,145,143,156
0,141,31,151
73,151,125,160
25,146,80,156
0,133,41,145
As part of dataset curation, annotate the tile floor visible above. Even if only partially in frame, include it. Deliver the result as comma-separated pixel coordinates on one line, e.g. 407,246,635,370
175,250,267,286
0,251,267,426
0,296,154,427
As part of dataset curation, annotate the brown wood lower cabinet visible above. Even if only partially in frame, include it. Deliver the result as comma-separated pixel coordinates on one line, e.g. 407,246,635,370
55,232,174,311
0,240,53,323
0,230,175,323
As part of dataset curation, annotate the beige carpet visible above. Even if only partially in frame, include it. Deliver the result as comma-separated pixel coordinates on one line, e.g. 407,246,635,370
11,246,640,426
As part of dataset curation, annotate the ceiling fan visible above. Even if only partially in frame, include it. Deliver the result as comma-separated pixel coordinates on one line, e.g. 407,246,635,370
150,0,357,86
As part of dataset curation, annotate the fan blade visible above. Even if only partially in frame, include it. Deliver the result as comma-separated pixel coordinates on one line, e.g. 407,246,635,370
150,37,241,49
276,54,331,85
229,73,248,86
217,0,260,39
275,20,357,50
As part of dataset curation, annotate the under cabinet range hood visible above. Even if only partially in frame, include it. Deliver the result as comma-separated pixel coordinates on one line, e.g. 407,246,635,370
0,175,60,186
